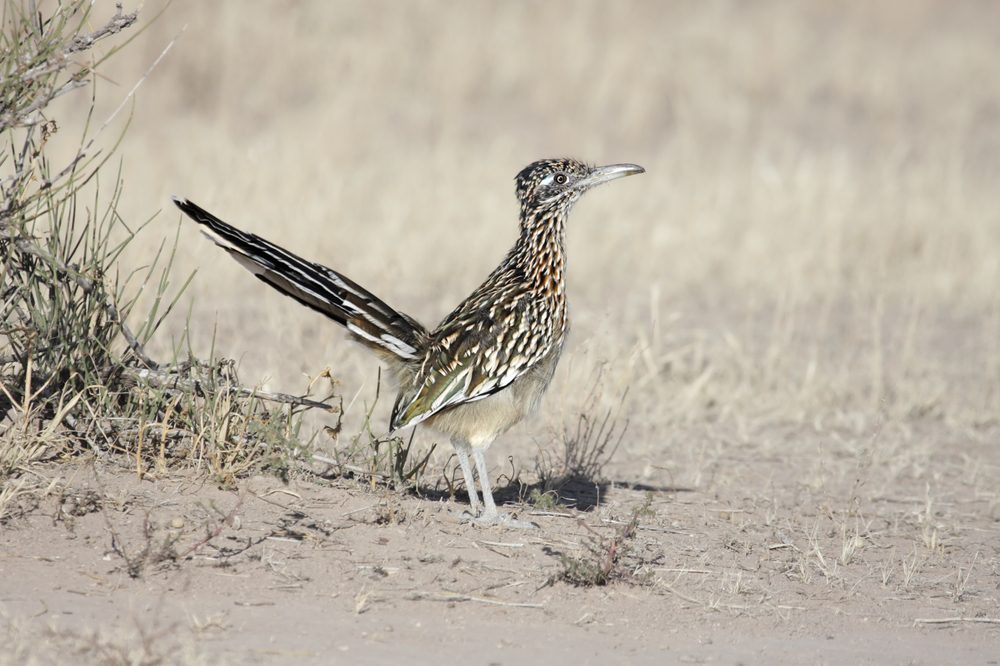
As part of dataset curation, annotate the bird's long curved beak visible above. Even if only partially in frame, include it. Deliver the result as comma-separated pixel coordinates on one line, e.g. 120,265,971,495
578,163,645,190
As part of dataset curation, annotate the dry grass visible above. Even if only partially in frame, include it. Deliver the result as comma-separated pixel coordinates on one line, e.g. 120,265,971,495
0,1,338,521
313,370,438,492
553,495,654,586
535,369,629,487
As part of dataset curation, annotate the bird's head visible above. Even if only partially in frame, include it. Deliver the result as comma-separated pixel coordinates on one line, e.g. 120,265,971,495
514,158,645,214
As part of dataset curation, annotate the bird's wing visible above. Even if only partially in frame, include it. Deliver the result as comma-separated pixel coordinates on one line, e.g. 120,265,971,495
389,289,552,431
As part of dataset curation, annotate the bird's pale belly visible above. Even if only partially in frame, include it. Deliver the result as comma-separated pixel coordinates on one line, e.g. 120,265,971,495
423,343,563,449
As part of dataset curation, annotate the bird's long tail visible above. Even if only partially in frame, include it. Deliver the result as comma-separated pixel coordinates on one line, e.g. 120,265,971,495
172,197,426,363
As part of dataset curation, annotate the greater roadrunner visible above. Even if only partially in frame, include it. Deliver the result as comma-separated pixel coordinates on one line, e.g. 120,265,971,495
173,159,643,527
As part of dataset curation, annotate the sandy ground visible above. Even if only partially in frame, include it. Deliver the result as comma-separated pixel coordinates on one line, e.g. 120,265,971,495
3,1,1000,663
2,448,998,665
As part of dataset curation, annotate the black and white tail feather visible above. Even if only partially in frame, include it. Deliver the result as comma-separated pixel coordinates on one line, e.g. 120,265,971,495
171,197,427,367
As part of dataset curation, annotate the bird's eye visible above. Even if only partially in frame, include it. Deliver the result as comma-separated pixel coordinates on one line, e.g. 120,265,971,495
553,173,568,185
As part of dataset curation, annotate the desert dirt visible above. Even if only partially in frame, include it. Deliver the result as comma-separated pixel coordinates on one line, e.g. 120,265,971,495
3,1,1000,664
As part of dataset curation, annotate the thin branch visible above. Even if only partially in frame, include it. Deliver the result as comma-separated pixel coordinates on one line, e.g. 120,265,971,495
66,4,139,54
175,495,245,561
128,367,336,411
2,5,139,129
37,32,178,193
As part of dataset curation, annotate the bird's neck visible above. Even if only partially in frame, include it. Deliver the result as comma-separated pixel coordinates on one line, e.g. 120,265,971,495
515,207,567,300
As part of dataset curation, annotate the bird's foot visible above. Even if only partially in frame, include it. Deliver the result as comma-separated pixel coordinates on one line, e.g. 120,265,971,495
462,509,536,530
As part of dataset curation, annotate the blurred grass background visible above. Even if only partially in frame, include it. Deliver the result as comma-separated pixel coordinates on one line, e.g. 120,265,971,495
74,0,999,483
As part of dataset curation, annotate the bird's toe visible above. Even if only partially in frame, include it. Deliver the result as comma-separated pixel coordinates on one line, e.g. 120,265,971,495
469,510,536,530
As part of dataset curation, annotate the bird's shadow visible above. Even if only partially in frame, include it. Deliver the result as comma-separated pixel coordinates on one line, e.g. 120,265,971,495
496,476,694,512
0,392,12,422
398,474,689,513
317,456,692,514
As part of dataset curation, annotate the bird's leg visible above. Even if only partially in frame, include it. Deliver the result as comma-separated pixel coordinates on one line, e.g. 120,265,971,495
472,448,499,519
453,441,482,516
472,448,535,529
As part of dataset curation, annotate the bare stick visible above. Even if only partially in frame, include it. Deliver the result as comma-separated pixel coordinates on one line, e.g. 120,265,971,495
478,540,525,548
601,517,691,535
312,455,391,479
405,591,544,609
66,4,138,54
129,367,335,411
913,617,1000,626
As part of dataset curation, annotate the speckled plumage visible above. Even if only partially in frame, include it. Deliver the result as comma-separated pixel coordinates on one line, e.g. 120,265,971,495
173,158,643,525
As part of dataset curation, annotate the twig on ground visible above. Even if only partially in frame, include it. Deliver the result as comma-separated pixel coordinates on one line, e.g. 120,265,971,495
175,496,245,561
477,540,525,548
655,567,713,574
340,503,380,518
600,517,691,535
658,583,756,613
405,591,544,609
912,617,1000,626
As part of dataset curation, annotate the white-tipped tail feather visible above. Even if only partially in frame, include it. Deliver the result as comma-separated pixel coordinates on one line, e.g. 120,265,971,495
171,197,426,363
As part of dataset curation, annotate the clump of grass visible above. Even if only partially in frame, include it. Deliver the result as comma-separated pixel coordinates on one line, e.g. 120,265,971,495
1,2,140,506
554,496,653,587
317,369,435,492
54,486,102,528
109,511,183,579
535,372,628,495
526,487,560,511
119,357,337,486
106,495,245,579
0,2,337,518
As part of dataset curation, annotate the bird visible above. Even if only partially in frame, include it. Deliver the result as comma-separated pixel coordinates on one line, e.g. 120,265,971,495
173,158,644,527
